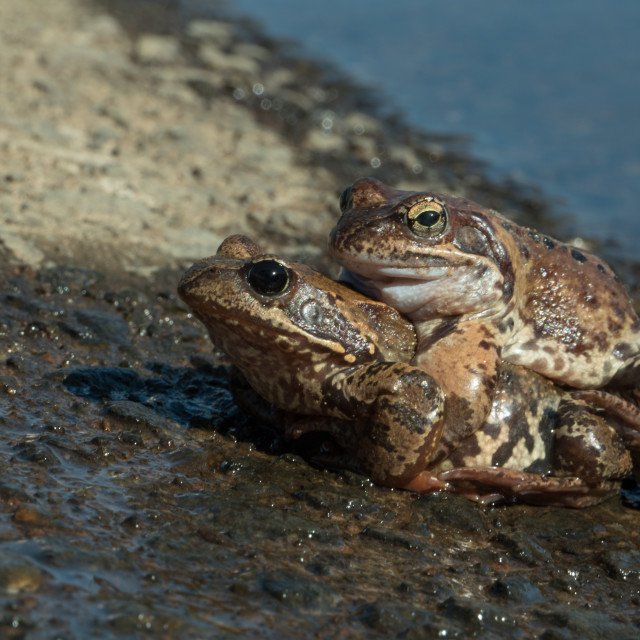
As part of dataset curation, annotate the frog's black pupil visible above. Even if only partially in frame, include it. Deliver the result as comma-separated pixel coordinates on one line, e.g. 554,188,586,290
339,186,352,213
247,260,290,296
417,209,442,228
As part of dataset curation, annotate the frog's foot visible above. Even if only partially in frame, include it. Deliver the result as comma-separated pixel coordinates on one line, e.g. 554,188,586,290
570,390,640,430
402,471,448,493
436,467,619,508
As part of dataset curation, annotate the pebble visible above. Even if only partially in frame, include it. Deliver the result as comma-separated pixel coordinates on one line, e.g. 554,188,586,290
134,35,181,64
0,563,42,594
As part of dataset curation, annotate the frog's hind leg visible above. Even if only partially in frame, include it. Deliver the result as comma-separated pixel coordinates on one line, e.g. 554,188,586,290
405,467,618,507
571,389,640,430
568,390,640,477
552,398,632,482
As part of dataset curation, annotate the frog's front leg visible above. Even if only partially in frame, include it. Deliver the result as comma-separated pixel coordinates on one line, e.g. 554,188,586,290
312,362,446,486
413,319,501,463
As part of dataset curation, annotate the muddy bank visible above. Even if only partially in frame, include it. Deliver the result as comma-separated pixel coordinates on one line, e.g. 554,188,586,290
1,0,640,638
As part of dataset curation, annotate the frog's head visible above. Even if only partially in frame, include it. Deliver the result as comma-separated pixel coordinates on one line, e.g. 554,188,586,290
178,235,416,408
330,178,514,321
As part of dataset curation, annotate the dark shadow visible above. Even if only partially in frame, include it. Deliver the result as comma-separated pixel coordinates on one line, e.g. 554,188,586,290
62,362,285,451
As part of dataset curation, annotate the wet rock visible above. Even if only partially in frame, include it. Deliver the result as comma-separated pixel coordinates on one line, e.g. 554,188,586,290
540,630,573,640
440,597,519,636
120,514,145,531
6,354,48,374
535,607,640,640
217,500,341,545
410,493,490,533
117,429,145,447
168,447,218,477
0,613,35,638
105,401,177,438
73,309,130,346
0,376,19,395
522,508,605,541
105,605,183,636
599,549,640,581
13,505,54,528
415,575,455,601
361,525,439,554
489,574,545,604
261,570,340,609
359,599,434,635
13,442,60,469
62,366,141,399
103,288,150,312
491,530,552,566
294,485,385,517
0,483,33,505
36,266,104,294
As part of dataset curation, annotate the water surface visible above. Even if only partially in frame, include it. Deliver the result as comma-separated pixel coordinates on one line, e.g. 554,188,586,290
227,0,640,257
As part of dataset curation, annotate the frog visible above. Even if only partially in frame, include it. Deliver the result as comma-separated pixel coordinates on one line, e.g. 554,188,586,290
178,234,639,506
330,177,640,459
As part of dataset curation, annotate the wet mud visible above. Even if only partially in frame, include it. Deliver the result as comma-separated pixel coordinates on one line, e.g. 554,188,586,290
3,263,640,639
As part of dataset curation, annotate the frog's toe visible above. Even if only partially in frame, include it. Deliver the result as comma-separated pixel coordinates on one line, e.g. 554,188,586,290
401,471,448,493
437,467,619,507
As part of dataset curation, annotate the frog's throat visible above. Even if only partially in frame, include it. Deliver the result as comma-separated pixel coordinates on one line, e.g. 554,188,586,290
340,266,504,320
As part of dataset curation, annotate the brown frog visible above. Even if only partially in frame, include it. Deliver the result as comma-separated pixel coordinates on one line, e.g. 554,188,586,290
178,235,637,506
330,178,640,459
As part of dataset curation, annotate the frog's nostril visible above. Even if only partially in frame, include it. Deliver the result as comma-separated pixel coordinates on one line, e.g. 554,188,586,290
339,186,353,213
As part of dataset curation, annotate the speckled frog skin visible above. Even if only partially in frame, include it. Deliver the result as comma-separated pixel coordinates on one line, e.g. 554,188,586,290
178,235,638,506
330,178,640,453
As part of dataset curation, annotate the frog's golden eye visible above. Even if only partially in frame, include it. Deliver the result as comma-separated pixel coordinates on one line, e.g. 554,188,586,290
247,259,291,296
406,200,448,238
339,186,353,213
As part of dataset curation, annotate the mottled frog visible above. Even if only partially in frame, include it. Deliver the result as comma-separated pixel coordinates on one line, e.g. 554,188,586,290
331,178,640,452
178,235,637,506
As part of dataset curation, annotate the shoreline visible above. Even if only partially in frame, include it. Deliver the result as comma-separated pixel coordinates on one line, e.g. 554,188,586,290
1,0,575,279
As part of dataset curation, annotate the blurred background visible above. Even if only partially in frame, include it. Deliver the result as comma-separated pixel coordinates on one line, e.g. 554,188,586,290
221,0,640,258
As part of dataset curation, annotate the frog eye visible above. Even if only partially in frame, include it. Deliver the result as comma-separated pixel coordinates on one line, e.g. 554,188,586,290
406,200,448,238
247,259,291,296
339,186,353,213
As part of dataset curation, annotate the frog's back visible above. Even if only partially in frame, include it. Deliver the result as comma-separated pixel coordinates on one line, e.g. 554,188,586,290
503,222,640,388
